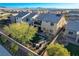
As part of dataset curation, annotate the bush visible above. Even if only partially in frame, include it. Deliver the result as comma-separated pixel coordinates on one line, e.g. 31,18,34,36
46,43,70,56
10,43,19,54
0,35,7,44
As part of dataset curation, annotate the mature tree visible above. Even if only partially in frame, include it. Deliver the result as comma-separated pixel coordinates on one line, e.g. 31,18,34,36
3,22,37,43
46,43,70,56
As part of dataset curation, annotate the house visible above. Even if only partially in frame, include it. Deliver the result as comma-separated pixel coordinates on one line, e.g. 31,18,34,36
32,13,67,35
66,12,79,20
15,12,29,22
64,19,79,44
22,13,37,25
0,18,11,25
1,12,30,24
9,12,37,24
9,13,18,23
0,13,13,25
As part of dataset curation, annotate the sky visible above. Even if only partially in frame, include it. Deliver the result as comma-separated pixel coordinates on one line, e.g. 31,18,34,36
0,3,79,9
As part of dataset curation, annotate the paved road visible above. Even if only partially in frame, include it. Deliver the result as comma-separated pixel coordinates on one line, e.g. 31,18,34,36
0,45,11,56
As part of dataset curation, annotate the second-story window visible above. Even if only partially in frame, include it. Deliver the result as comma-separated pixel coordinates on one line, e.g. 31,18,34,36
50,30,53,33
43,28,45,30
26,18,29,21
78,39,79,43
51,23,54,26
68,31,73,35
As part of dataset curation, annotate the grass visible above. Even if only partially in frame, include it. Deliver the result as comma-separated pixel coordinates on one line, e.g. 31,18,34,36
31,34,41,43
65,43,79,56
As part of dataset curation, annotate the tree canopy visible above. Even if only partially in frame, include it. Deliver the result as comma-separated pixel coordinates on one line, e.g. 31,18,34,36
46,43,70,56
3,22,37,43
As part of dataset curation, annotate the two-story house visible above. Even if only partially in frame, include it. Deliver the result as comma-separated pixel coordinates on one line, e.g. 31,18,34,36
64,19,79,44
32,13,67,35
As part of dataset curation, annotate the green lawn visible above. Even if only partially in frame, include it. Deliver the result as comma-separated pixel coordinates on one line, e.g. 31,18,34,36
65,43,79,56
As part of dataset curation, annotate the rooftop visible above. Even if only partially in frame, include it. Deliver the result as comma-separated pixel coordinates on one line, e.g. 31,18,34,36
27,13,37,19
66,19,79,32
68,13,79,16
35,13,62,23
0,13,12,20
16,12,29,17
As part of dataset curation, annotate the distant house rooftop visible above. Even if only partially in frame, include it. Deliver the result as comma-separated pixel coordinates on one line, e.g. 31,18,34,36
27,13,37,19
12,13,18,16
0,13,12,20
32,14,39,19
66,19,79,32
16,12,29,17
69,11,79,14
35,13,62,23
68,13,79,16
68,11,79,16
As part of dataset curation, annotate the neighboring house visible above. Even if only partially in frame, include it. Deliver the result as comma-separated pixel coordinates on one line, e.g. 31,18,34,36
0,13,12,25
2,12,29,23
15,12,29,22
9,13,18,23
0,18,11,25
10,12,37,24
32,13,67,35
22,13,37,24
66,13,79,20
64,19,79,44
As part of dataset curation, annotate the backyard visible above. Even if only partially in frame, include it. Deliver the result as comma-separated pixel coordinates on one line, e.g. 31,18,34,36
65,43,79,56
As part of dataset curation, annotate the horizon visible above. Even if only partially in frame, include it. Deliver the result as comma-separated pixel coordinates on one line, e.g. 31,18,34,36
0,3,79,9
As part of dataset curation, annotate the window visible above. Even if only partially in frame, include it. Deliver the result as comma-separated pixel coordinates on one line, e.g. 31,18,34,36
56,14,61,17
26,18,29,21
68,31,73,35
50,30,53,32
46,21,48,23
78,39,79,43
43,28,46,30
51,23,54,26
